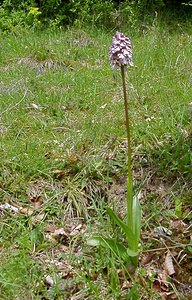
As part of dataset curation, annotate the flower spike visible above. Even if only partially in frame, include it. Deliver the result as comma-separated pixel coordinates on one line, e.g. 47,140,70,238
109,32,134,69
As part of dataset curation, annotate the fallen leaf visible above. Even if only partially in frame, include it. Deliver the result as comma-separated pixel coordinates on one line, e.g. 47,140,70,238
51,228,68,243
70,224,84,236
46,225,58,232
52,228,66,236
145,266,169,294
164,252,175,276
122,280,132,290
170,219,187,232
160,291,177,300
31,213,45,223
53,169,65,178
20,207,34,216
140,253,155,266
153,270,169,293
31,195,43,209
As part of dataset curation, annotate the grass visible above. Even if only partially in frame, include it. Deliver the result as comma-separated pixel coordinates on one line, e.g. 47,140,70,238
0,22,191,299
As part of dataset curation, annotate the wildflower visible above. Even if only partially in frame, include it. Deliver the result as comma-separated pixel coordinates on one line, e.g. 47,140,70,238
88,31,141,271
109,32,134,69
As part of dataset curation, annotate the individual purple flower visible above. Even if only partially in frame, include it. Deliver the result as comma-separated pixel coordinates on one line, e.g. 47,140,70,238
109,32,134,69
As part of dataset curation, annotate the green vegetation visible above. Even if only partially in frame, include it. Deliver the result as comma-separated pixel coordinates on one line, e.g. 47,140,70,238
0,0,192,32
0,5,192,299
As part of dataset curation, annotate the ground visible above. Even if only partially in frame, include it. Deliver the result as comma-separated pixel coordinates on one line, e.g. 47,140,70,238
0,25,191,299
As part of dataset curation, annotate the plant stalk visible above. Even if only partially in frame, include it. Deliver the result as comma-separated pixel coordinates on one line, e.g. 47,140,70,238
120,65,133,240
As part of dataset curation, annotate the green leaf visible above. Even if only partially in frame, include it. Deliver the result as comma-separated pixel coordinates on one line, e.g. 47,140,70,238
106,207,133,239
127,284,139,299
126,176,133,230
87,236,101,246
124,193,141,253
175,197,182,218
131,194,141,252
87,236,130,262
127,248,139,257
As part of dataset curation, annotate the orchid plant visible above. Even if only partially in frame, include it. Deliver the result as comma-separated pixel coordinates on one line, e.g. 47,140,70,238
88,32,141,269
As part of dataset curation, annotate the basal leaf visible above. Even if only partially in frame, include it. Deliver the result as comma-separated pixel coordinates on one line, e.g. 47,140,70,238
106,207,133,238
131,194,141,251
87,236,101,246
127,248,139,257
87,235,130,262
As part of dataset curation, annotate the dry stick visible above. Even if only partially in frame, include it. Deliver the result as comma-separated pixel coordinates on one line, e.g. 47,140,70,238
142,243,191,252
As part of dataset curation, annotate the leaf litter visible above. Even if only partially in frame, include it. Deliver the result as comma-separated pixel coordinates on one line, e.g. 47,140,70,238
0,159,191,298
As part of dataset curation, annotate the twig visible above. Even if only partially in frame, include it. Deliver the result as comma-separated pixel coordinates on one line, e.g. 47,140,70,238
142,243,191,253
0,89,28,116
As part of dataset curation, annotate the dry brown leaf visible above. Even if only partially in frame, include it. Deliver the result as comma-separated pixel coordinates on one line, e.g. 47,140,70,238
164,252,175,276
140,253,155,266
67,154,79,164
153,271,169,293
122,280,132,290
31,195,43,209
20,207,34,216
31,213,45,224
70,224,84,236
51,228,69,243
160,292,178,300
52,228,67,237
46,225,58,233
45,258,73,275
52,169,65,178
170,219,187,232
46,222,86,245
146,267,169,294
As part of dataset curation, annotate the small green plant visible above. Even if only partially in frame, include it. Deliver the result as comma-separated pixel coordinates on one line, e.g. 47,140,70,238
88,32,141,270
27,6,41,26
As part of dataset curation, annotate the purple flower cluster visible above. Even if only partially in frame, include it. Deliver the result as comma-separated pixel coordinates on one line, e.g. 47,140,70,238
110,32,134,69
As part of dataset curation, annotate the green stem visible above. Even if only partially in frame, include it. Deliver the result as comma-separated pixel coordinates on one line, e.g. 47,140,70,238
121,65,137,267
120,65,133,238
